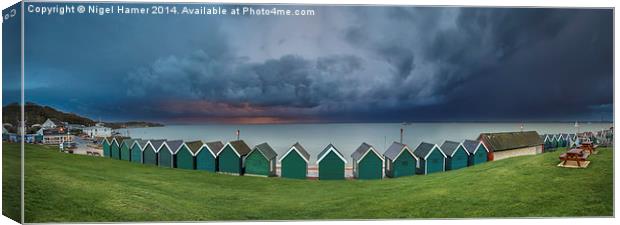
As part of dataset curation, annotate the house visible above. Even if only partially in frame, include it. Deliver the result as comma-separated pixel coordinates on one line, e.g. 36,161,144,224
413,142,447,175
159,140,184,168
143,139,166,166
173,141,196,170
541,134,553,150
317,144,347,180
440,140,469,171
351,142,384,179
557,133,568,147
120,139,140,161
193,141,224,172
218,140,252,175
110,137,128,159
383,142,417,178
478,131,543,161
41,118,64,129
551,134,560,148
462,139,489,166
41,128,73,145
130,139,148,164
244,142,278,177
280,142,310,179
101,137,112,157
83,126,112,138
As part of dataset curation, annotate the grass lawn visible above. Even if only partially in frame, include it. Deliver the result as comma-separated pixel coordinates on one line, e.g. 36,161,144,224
2,142,614,222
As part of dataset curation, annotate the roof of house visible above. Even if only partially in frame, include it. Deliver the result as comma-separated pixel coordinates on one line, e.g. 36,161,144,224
134,139,149,149
413,142,442,159
112,136,129,145
228,140,252,156
462,139,481,154
185,140,204,154
478,131,543,152
383,142,410,161
291,143,310,161
440,140,463,156
317,144,346,163
252,142,277,160
351,142,382,162
205,141,225,155
122,138,140,147
148,139,167,150
166,140,185,154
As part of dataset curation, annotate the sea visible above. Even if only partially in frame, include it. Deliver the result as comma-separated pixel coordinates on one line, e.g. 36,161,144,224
118,122,611,165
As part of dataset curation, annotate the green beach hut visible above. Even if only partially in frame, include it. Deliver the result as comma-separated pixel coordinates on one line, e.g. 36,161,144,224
280,143,310,179
143,139,166,166
192,141,224,172
159,140,184,168
551,134,560,148
244,143,278,177
351,142,384,179
110,137,127,160
542,134,553,150
120,139,140,161
317,144,347,180
383,142,417,178
175,140,197,170
130,140,148,164
440,140,470,171
217,140,252,175
414,142,447,175
462,139,489,166
101,137,112,158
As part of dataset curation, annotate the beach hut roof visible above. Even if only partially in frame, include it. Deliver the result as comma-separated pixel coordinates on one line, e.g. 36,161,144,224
147,139,167,152
280,142,310,163
414,142,447,160
112,136,129,145
478,131,543,152
185,140,204,155
122,138,140,148
317,144,347,164
132,139,149,150
440,140,469,157
383,141,414,161
252,142,278,160
166,140,185,154
220,140,252,157
463,140,489,154
351,142,384,163
205,141,225,156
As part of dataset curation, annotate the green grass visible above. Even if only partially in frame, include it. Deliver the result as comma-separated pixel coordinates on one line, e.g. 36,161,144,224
2,143,614,222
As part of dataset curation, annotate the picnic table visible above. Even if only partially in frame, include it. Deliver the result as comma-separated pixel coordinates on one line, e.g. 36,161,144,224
559,148,590,167
580,142,597,154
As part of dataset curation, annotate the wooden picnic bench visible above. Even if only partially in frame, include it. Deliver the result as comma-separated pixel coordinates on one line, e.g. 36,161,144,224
579,142,597,154
559,148,590,167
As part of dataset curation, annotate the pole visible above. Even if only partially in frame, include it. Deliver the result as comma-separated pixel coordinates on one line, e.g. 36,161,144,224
236,129,240,140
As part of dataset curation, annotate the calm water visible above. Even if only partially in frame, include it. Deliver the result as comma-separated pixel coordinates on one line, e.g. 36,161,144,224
119,122,611,165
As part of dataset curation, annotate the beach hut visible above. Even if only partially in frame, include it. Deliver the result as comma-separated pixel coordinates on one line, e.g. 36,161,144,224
130,140,148,164
110,137,127,160
462,139,489,166
101,137,112,158
541,134,553,150
551,134,560,148
383,142,417,178
158,140,184,168
413,142,447,175
558,134,568,147
280,143,310,179
351,142,384,179
176,140,198,170
440,140,469,171
120,139,139,161
143,139,166,166
317,144,347,180
244,143,278,177
218,140,252,175
192,141,224,172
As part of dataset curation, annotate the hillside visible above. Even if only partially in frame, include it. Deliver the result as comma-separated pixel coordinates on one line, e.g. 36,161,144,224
2,143,613,222
2,102,96,130
2,103,163,132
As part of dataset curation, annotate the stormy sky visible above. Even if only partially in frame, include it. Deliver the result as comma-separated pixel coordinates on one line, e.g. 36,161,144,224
4,4,613,124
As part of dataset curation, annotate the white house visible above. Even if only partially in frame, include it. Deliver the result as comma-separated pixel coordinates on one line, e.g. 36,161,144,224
83,126,112,138
42,118,64,129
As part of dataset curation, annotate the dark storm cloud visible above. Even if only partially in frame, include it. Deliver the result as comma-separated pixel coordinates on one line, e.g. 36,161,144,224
19,4,613,123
